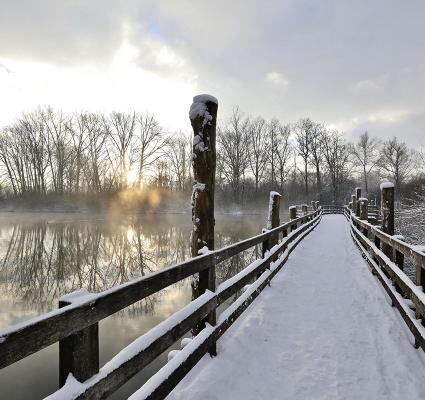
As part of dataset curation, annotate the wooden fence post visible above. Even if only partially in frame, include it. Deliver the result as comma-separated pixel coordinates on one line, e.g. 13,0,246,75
359,198,368,236
59,290,99,387
315,201,320,210
189,94,218,355
267,191,281,246
289,206,297,231
380,182,394,262
392,234,405,295
351,194,356,214
311,200,316,211
355,187,361,217
261,192,281,275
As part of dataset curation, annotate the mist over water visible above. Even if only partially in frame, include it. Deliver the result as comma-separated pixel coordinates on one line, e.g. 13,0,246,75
0,212,270,399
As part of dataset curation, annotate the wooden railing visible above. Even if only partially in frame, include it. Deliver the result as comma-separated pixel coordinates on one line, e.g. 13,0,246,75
345,206,425,351
321,205,345,214
0,208,322,400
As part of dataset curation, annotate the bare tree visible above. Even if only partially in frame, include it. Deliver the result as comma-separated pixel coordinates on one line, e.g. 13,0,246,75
166,132,191,191
379,137,413,193
321,130,351,202
309,121,324,199
247,117,268,193
135,113,165,185
106,112,136,189
351,131,380,195
295,118,313,196
217,108,250,202
275,123,292,194
41,107,72,194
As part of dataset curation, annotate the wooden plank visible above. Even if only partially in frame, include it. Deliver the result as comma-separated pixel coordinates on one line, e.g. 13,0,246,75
73,295,217,400
48,210,322,400
59,295,99,387
0,209,320,370
0,253,214,370
351,214,425,269
217,213,322,306
139,214,322,400
350,222,425,318
350,227,425,351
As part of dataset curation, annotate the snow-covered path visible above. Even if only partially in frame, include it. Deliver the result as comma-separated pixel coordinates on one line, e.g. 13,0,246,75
168,215,425,400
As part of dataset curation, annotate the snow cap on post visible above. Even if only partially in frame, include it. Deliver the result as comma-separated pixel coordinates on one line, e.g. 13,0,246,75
267,191,281,230
380,181,394,190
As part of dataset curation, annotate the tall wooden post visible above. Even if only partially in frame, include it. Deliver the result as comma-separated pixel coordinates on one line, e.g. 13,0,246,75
380,182,394,261
355,187,361,217
315,201,320,210
190,94,218,354
359,198,369,236
359,198,368,219
262,192,281,270
351,194,356,214
267,191,281,244
302,204,308,216
59,290,99,387
311,200,316,211
289,206,297,231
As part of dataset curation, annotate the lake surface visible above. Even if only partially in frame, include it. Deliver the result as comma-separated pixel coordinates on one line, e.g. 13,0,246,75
0,212,270,399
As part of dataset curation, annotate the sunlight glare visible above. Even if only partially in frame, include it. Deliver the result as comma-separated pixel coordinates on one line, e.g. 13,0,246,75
127,227,135,242
127,168,138,187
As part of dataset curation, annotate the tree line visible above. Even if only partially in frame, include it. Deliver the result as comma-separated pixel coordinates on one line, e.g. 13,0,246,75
0,106,420,206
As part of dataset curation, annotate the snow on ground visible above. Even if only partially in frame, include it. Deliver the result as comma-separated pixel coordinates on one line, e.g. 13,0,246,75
168,215,425,400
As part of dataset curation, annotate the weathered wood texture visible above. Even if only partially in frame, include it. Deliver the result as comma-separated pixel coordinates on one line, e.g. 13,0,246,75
0,211,320,378
189,95,218,343
137,213,322,400
381,184,394,262
359,198,368,220
59,297,99,387
355,187,361,217
267,192,281,248
321,205,345,214
48,210,322,400
289,206,297,231
349,222,425,352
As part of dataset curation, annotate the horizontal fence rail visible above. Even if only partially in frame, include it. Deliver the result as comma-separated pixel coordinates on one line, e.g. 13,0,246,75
48,211,322,400
321,205,345,214
0,207,321,400
0,211,318,371
345,206,425,351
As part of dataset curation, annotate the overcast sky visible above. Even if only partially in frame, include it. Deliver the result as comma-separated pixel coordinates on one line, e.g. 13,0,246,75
0,0,424,146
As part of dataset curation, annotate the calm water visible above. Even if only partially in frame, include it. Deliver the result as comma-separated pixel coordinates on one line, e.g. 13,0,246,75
0,212,270,399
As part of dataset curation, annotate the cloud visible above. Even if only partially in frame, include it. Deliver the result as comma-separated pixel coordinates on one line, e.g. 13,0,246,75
0,63,12,74
1,0,425,145
265,71,290,87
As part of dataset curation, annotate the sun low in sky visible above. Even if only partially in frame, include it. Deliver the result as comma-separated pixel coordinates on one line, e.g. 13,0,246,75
1,0,425,146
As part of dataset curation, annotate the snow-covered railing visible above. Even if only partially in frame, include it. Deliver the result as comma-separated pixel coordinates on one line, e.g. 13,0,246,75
0,207,322,400
345,206,425,351
321,205,345,214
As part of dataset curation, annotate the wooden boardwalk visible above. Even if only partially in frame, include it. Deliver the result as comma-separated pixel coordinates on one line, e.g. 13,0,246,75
2,195,425,399
167,215,425,400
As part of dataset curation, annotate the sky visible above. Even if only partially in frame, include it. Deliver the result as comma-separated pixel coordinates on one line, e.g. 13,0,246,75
0,0,424,146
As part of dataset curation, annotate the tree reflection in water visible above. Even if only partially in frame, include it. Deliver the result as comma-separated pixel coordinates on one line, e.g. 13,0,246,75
0,213,268,399
0,213,266,319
